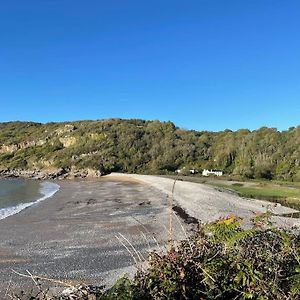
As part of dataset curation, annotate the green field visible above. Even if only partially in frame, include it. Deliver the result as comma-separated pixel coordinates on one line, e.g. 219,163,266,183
214,184,300,210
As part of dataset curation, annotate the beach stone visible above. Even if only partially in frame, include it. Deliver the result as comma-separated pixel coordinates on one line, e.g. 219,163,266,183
58,285,103,300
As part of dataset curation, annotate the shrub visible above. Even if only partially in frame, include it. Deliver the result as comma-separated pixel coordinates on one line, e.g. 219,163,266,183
105,217,300,300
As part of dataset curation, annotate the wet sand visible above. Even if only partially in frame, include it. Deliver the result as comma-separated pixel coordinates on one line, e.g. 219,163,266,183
0,178,185,296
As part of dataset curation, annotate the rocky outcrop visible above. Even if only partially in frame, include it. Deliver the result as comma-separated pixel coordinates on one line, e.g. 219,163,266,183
59,136,77,148
0,169,47,179
55,124,76,136
0,168,103,180
0,139,47,153
68,168,102,179
0,144,19,153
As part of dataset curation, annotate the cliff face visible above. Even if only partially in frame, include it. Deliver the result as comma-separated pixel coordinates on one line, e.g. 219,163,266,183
0,122,103,178
0,119,299,181
0,140,47,153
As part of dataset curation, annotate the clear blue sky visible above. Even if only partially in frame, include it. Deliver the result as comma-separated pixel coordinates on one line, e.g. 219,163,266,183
0,0,299,131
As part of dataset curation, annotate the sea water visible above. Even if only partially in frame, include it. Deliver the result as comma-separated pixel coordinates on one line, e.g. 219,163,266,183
0,179,59,220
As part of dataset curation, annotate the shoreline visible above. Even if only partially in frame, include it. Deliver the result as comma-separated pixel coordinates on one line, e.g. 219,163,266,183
1,172,299,223
1,172,299,224
0,180,60,220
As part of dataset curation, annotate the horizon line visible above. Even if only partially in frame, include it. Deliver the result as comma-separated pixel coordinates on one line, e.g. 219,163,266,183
0,118,299,133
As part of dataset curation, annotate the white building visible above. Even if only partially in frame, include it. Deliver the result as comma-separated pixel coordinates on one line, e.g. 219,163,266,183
202,169,223,177
176,168,198,174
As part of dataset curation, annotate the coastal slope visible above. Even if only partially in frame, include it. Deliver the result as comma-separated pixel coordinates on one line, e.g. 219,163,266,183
1,120,299,181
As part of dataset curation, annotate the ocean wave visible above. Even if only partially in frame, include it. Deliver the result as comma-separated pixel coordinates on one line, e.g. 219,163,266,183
0,181,60,220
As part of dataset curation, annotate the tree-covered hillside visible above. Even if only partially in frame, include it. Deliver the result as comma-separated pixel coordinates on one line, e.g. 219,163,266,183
0,119,299,181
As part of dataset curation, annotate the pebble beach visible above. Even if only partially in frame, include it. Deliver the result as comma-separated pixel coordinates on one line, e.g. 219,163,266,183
0,174,299,296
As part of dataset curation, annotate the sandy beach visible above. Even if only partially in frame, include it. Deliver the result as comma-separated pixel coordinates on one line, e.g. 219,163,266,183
0,174,299,297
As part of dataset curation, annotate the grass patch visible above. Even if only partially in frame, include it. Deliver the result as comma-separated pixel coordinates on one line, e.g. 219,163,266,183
230,186,300,199
210,183,300,210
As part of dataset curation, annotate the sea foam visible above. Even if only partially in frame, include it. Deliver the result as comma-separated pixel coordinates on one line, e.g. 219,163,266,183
0,181,60,220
